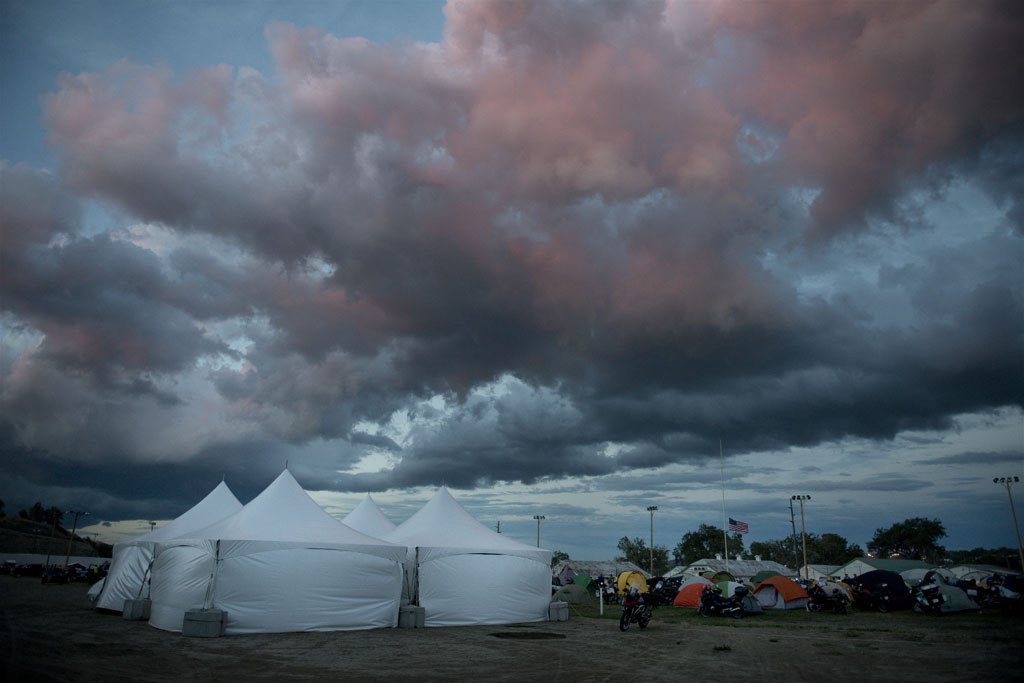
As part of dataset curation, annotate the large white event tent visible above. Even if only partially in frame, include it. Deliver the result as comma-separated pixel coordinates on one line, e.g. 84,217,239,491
342,494,397,539
94,480,242,612
384,487,552,627
147,470,407,634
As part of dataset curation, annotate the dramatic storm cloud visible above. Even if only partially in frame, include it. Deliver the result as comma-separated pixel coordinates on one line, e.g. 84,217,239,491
1,0,1021,555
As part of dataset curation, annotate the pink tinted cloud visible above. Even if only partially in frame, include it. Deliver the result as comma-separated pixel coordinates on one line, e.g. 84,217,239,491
702,0,1023,232
34,0,1023,358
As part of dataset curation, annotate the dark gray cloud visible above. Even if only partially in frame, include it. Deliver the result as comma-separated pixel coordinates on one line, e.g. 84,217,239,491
1,1,1022,537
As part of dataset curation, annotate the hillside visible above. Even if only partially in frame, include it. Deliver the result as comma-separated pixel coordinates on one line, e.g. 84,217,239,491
0,516,112,558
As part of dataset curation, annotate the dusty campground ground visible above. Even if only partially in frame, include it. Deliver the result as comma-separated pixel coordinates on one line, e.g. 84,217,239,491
2,578,1022,683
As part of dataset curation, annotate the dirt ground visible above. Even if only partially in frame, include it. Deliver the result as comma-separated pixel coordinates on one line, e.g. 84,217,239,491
2,577,1022,682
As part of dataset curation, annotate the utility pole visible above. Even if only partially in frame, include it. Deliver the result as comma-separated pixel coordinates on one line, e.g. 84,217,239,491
533,515,545,547
647,506,658,575
64,510,88,568
789,498,799,571
45,513,61,567
994,476,1024,573
791,496,810,580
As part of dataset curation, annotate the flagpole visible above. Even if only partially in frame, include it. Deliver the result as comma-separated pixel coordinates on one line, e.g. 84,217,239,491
720,440,729,574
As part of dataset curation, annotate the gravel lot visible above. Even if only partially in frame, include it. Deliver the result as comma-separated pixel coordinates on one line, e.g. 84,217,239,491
2,577,1022,682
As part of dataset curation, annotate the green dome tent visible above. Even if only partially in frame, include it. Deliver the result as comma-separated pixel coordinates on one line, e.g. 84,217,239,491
552,584,593,605
751,570,782,585
573,573,597,594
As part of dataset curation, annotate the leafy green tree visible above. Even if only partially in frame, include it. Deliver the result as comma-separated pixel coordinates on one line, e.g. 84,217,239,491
616,536,670,575
749,539,794,565
947,547,1020,571
868,517,946,563
551,550,570,568
802,532,864,565
672,524,744,566
27,502,46,523
43,506,63,528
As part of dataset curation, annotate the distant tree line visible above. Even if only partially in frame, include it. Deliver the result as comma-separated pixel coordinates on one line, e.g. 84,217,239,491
589,515,1018,573
0,500,114,558
15,502,65,527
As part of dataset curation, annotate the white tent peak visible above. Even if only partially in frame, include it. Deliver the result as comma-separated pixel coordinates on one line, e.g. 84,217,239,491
385,487,546,557
186,469,400,548
94,479,242,612
139,480,243,543
342,494,396,539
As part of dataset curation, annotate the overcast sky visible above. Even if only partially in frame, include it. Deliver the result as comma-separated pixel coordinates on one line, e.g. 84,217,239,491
1,0,1021,563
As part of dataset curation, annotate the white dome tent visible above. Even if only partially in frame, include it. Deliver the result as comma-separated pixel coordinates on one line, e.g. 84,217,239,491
342,494,397,539
147,470,406,634
94,480,242,612
384,487,552,627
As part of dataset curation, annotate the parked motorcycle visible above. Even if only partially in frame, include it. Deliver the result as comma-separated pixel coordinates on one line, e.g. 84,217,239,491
914,581,945,616
854,582,894,612
698,586,746,619
986,575,1024,616
619,587,653,631
806,584,850,614
647,579,676,608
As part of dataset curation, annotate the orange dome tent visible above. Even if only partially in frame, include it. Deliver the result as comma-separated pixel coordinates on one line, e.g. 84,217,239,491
753,575,809,610
672,576,714,607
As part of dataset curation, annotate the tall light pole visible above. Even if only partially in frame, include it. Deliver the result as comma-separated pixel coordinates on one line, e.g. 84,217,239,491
149,521,157,532
994,476,1023,573
788,498,799,571
647,506,658,575
533,515,545,548
64,510,88,568
791,495,810,580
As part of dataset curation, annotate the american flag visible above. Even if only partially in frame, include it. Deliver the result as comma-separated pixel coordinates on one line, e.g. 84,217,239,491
728,517,748,534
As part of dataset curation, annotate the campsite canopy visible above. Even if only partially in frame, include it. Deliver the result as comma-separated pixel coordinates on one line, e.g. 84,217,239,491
750,570,782,585
616,570,649,595
754,576,809,610
384,487,552,627
95,481,242,612
850,569,914,610
148,470,406,634
552,583,593,605
341,494,397,539
716,580,751,597
673,576,713,607
573,573,597,593
914,583,980,613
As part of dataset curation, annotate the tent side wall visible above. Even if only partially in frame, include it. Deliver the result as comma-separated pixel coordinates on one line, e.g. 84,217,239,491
149,543,217,632
95,542,154,612
418,553,550,627
149,541,404,633
215,546,402,633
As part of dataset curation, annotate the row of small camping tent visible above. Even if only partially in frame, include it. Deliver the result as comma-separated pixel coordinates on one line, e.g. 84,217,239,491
667,571,985,614
90,471,552,634
553,571,986,616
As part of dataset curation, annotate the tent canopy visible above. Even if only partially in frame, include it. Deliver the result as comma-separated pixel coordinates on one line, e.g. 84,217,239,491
616,570,649,595
552,584,593,604
342,494,397,539
385,487,549,564
95,480,242,612
750,570,782,585
383,487,552,627
149,470,405,634
754,576,809,609
184,471,403,558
